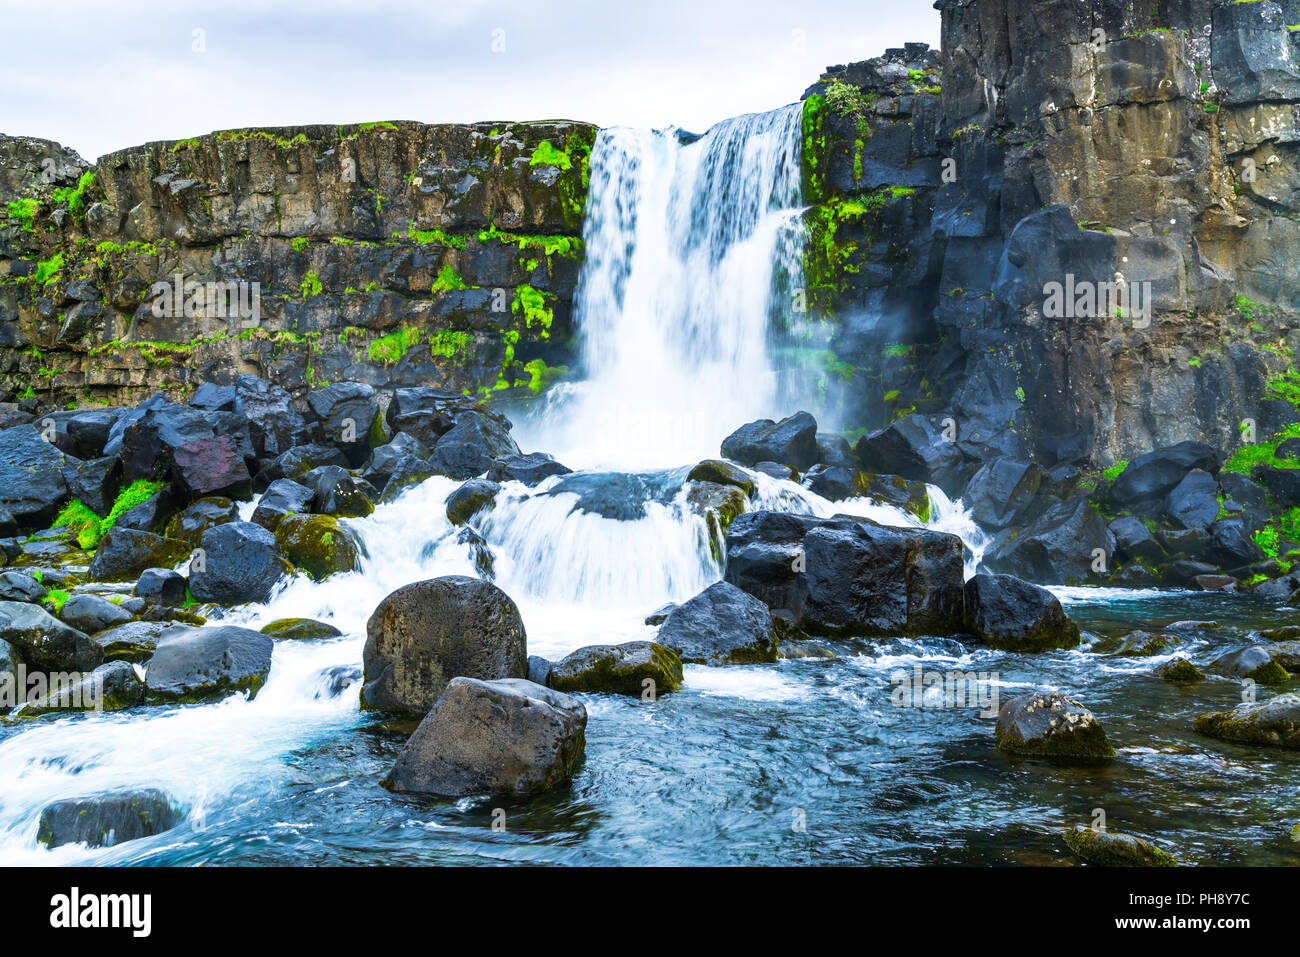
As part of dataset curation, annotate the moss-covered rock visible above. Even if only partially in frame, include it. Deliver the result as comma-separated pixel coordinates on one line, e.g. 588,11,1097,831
1214,645,1292,686
274,514,362,582
445,478,500,525
1152,656,1206,683
549,641,683,696
86,528,190,582
1194,693,1300,750
1115,630,1175,657
260,617,343,640
163,496,239,546
687,459,756,496
685,481,749,564
853,471,931,522
1063,826,1177,867
995,692,1116,761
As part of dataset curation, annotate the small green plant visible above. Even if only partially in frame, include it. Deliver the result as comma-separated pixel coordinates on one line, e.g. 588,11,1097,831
300,271,323,298
43,588,71,613
529,140,572,170
1102,460,1128,481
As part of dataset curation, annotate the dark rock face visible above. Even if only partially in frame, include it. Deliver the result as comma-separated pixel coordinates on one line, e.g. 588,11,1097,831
38,789,182,849
429,412,520,480
163,496,239,545
0,425,71,530
962,574,1080,652
488,453,572,486
135,567,187,606
361,576,528,714
170,434,252,501
303,466,375,518
720,412,819,470
62,455,121,516
87,528,190,582
0,570,46,602
143,624,274,703
305,381,379,466
984,497,1114,585
656,581,780,665
549,641,684,696
94,620,180,663
188,522,289,605
545,472,651,520
854,415,971,495
962,458,1043,530
723,511,965,637
385,677,587,797
1111,443,1221,505
0,600,102,671
994,692,1116,761
251,479,315,532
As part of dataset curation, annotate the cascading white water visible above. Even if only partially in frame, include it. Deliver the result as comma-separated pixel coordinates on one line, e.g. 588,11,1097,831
514,106,807,470
0,104,995,862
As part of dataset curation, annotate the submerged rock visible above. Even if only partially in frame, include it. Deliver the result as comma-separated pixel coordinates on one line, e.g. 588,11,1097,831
995,692,1116,761
1063,826,1177,867
361,576,528,714
385,677,586,797
963,574,1080,652
260,617,343,640
656,581,779,665
1114,630,1174,658
1194,694,1300,749
143,624,274,703
549,641,683,696
38,788,182,849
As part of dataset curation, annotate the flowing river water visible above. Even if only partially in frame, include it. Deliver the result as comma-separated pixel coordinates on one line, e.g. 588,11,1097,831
0,106,1296,865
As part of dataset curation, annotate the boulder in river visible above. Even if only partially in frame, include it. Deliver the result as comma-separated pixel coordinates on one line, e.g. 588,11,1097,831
852,413,972,494
0,600,103,672
995,692,1116,761
1213,645,1291,685
445,478,500,525
250,478,315,532
549,641,683,696
20,660,144,714
488,452,571,486
429,411,520,480
273,513,362,582
656,581,779,665
302,465,376,518
385,677,586,797
963,574,1081,652
93,620,179,663
686,459,756,496
260,618,342,640
38,788,182,849
720,412,819,470
962,457,1044,530
188,522,290,605
143,624,274,703
1194,693,1300,749
1152,656,1206,682
361,576,528,714
1063,826,1177,867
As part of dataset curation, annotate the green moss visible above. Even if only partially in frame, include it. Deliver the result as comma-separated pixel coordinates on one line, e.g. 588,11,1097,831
300,271,323,299
1102,460,1128,481
401,222,467,249
53,499,103,550
511,284,553,338
34,253,63,287
290,237,310,251
529,140,572,170
1063,827,1177,867
99,480,166,538
51,171,95,220
43,588,71,613
801,94,829,205
368,327,422,365
523,358,566,395
478,223,581,257
429,329,471,359
6,198,39,233
431,264,469,295
1223,421,1300,474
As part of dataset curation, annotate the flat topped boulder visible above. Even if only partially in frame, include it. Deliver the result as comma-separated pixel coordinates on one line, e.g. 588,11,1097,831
549,641,683,696
1194,693,1300,750
1063,826,1177,867
385,677,586,797
995,692,1116,761
144,624,273,703
963,573,1080,652
720,412,818,470
361,575,528,714
1110,441,1220,504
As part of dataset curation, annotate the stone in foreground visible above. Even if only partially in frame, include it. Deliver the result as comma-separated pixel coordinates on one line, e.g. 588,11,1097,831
963,574,1081,652
1063,826,1177,867
361,576,528,714
144,624,273,703
995,692,1116,761
38,788,182,849
656,581,779,665
1193,693,1300,750
549,641,683,696
385,677,586,797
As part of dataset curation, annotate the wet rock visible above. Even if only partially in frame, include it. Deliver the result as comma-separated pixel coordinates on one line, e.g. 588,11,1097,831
20,660,144,714
235,375,312,460
190,383,238,413
0,570,46,602
488,452,571,486
429,411,520,480
93,620,179,663
0,425,71,531
546,472,649,520
58,593,132,634
1110,442,1220,505
1063,826,1176,867
250,478,315,532
113,485,176,534
0,600,102,672
118,400,215,482
800,464,859,501
162,496,239,546
721,411,819,470
1114,630,1174,657
685,481,749,562
255,443,349,490
302,465,375,518
962,457,1044,530
446,478,500,525
994,692,1115,761
1108,516,1165,563
144,624,274,703
1153,656,1206,682
644,602,677,626
984,496,1114,585
361,575,528,714
963,574,1081,652
1194,693,1300,750
384,677,586,797
61,455,121,516
853,413,971,494
364,432,432,489
135,568,187,606
260,617,343,640
170,434,252,502
1213,645,1291,685
753,462,796,481
274,513,362,582
1193,574,1237,592
305,381,379,466
87,528,189,582
318,664,360,698
456,525,495,580
1264,640,1300,673
656,581,779,665
188,522,290,605
1164,469,1220,531
378,457,437,503
37,788,182,849
65,408,123,459
687,459,756,496
386,388,510,447
549,641,683,696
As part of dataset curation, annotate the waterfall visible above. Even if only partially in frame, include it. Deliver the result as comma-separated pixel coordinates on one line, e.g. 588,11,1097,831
515,105,807,471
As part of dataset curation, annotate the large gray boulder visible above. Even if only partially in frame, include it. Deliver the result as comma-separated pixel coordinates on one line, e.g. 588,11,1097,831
1194,693,1300,749
20,660,144,714
385,677,586,797
58,593,133,635
995,692,1116,761
656,581,779,665
188,522,290,605
0,425,71,531
963,573,1081,652
143,624,273,703
0,600,102,672
361,576,528,714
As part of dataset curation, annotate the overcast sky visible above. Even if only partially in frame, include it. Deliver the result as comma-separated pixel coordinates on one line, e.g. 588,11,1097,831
1,1,940,162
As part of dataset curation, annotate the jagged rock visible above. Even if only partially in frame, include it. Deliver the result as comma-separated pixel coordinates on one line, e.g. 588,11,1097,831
1110,442,1220,505
302,465,376,518
387,388,511,447
260,617,342,640
963,574,1080,652
1194,694,1300,749
118,400,215,482
0,425,71,530
273,513,362,582
364,432,432,488
429,411,521,480
385,677,586,797
994,692,1116,761
853,414,970,495
251,478,315,532
255,443,350,490
0,600,102,671
162,496,239,545
984,497,1114,585
65,409,123,459
1114,630,1174,657
170,434,252,501
113,485,176,533
1252,466,1300,508
87,528,189,582
962,458,1043,530
1108,516,1165,564
188,522,290,605
0,570,45,602
361,576,528,714
143,624,274,703
1063,826,1176,867
190,383,238,412
644,602,677,626
135,567,187,606
21,660,143,714
93,620,179,663
1164,469,1220,531
58,593,132,634
656,581,779,665
800,464,859,501
446,478,500,525
236,375,311,460
38,789,182,849
527,654,553,686
549,641,683,696
305,381,379,466
488,452,572,486
853,472,931,521
61,455,121,516
721,412,819,470
1206,517,1263,568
